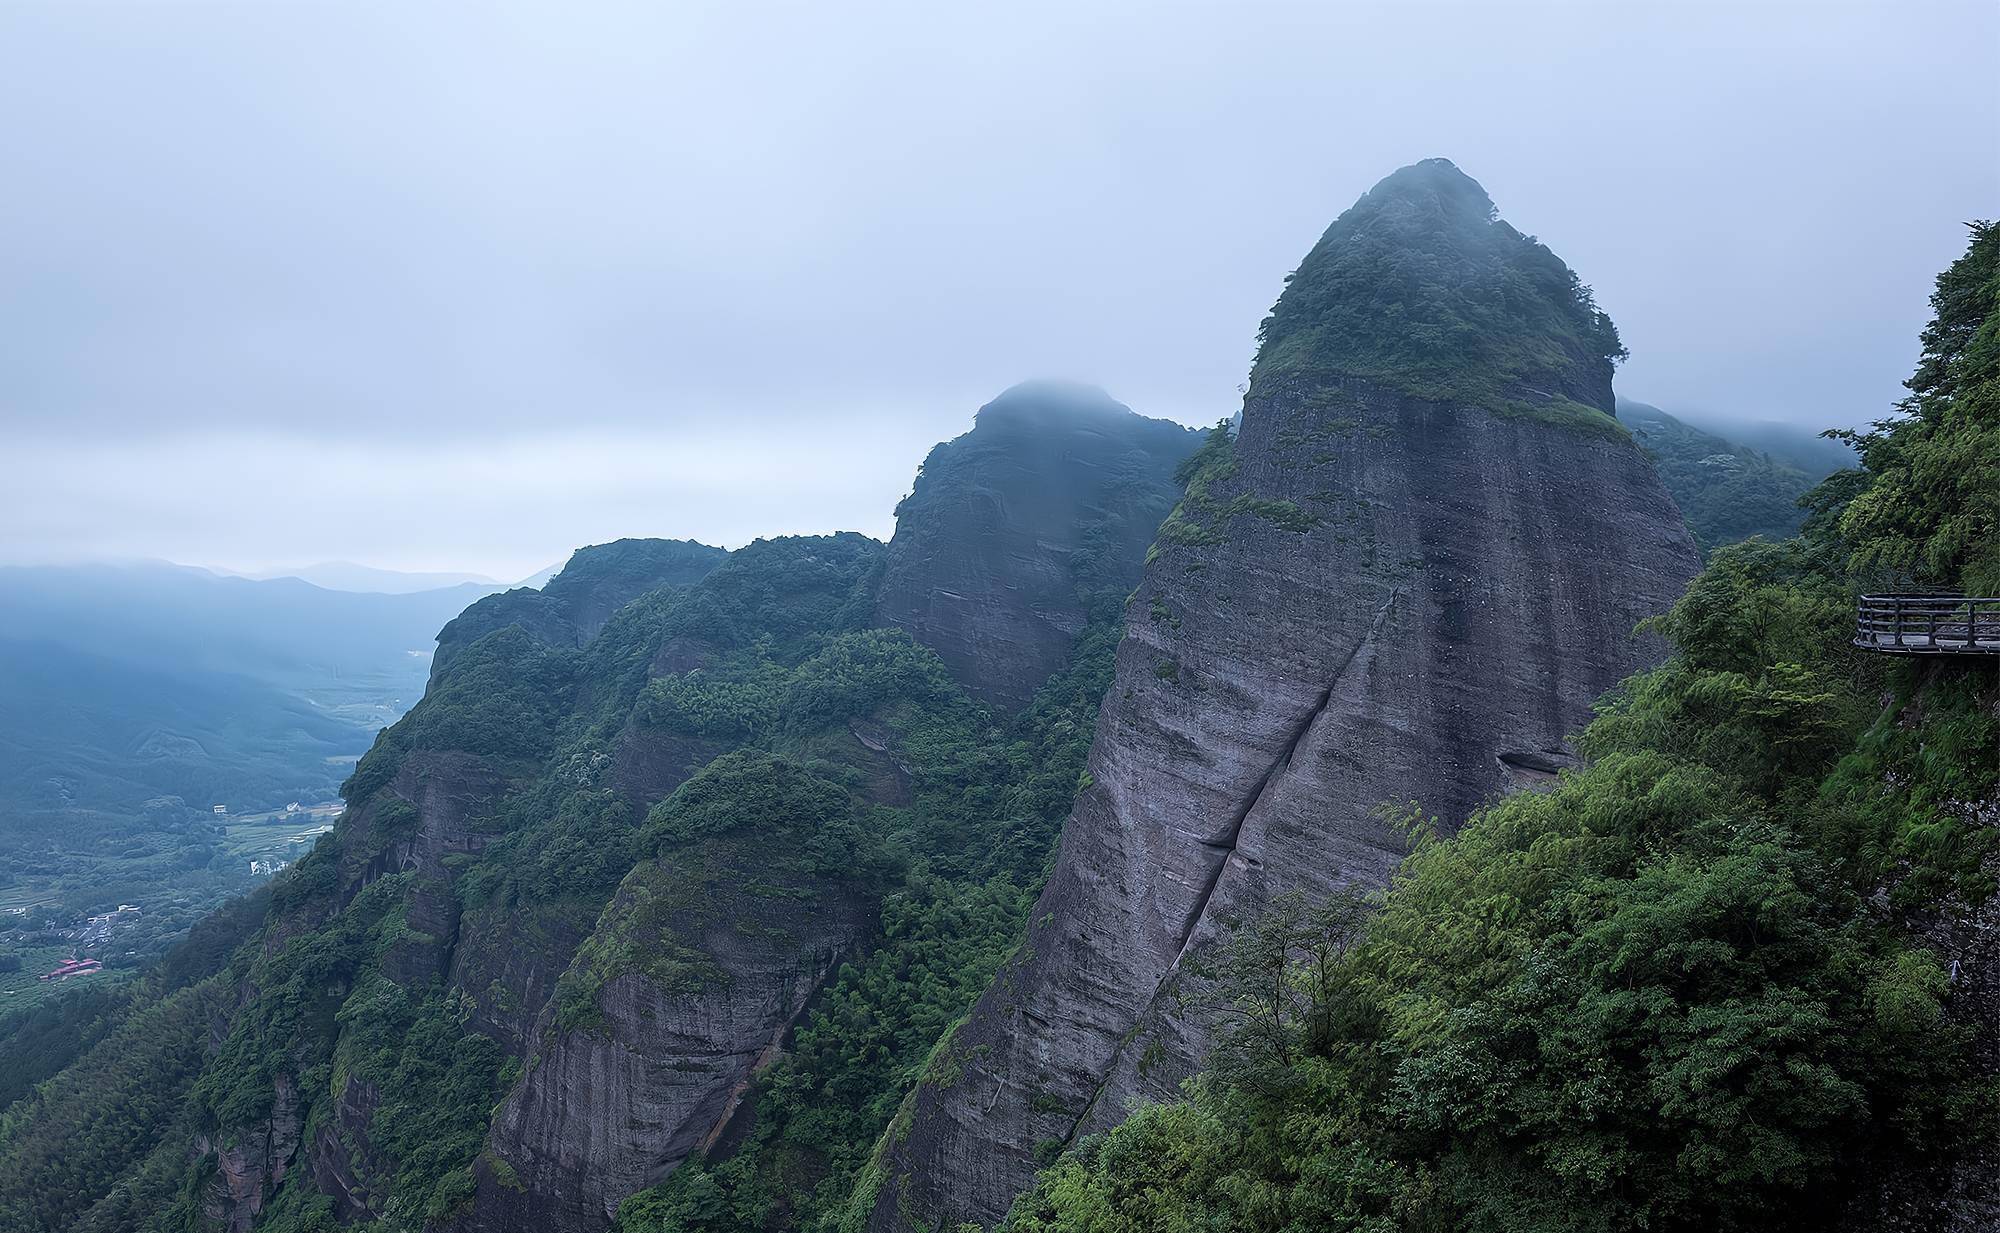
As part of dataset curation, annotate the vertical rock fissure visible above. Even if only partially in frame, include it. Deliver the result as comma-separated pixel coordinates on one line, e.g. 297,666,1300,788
692,942,862,1162
1061,587,1402,1146
1175,585,1400,967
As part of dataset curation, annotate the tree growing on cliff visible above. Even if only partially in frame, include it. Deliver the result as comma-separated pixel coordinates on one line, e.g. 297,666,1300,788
1836,220,2000,591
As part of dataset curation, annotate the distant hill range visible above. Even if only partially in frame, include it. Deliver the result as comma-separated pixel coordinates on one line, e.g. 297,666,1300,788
0,561,497,721
1618,398,1856,551
226,561,506,594
0,561,506,825
0,636,366,818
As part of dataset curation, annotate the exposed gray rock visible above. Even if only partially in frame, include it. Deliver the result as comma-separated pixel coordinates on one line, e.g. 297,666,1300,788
307,1073,384,1223
197,1074,301,1233
349,750,506,889
449,901,598,1060
870,378,1698,1231
877,381,1200,709
865,164,1703,1231
609,710,727,814
449,645,726,1056
454,819,877,1233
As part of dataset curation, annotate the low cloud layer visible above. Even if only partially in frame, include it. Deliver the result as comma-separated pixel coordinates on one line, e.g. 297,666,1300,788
5,420,942,580
3,0,1994,573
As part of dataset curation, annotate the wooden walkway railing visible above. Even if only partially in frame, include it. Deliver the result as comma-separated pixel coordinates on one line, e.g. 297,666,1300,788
1854,594,2000,655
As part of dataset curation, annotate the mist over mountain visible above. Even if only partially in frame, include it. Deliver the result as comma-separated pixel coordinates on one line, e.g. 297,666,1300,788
0,563,507,966
1617,399,1842,551
0,639,367,818
869,154,1703,1232
0,563,495,721
0,20,1993,1227
1621,397,1858,481
5,4,1990,576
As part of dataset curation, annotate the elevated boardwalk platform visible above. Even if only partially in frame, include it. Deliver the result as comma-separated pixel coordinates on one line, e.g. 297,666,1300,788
1854,595,2000,655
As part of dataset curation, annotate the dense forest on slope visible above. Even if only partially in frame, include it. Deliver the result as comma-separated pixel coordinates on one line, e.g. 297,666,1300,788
1000,225,2000,1233
601,621,1127,1233
2,180,1989,1233
1619,399,1836,550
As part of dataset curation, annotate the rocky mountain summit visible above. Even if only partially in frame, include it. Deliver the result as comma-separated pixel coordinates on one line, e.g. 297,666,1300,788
864,159,1703,1230
877,381,1201,708
439,394,1197,1233
3,163,1991,1233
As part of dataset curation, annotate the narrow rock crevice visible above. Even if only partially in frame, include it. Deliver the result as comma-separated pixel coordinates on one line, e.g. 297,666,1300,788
1168,586,1401,967
697,943,862,1160
1064,588,1402,1147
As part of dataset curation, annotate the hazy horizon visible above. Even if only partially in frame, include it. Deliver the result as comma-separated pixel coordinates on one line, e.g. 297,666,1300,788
2,389,1865,584
4,0,1995,578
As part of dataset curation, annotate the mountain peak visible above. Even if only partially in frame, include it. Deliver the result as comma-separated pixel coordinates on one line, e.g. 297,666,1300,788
1356,156,1494,218
972,379,1134,431
1253,159,1624,414
880,384,1200,707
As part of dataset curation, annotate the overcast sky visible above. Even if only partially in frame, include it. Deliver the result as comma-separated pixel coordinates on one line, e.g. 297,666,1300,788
3,0,1994,579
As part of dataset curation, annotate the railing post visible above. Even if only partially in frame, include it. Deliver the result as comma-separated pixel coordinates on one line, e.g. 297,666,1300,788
1894,594,1904,649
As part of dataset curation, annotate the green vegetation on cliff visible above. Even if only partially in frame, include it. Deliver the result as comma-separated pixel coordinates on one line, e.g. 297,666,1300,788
0,881,267,1233
1148,421,1321,558
4,188,1990,1233
1001,226,2000,1233
1252,159,1625,415
1621,400,1834,551
608,571,1136,1233
1836,220,2000,593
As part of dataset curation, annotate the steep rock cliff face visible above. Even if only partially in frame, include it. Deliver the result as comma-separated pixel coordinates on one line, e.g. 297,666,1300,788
876,382,1200,708
434,390,1202,1229
196,748,508,1230
867,160,1702,1230
0,392,1194,1231
458,758,881,1233
197,1075,301,1233
433,538,726,680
